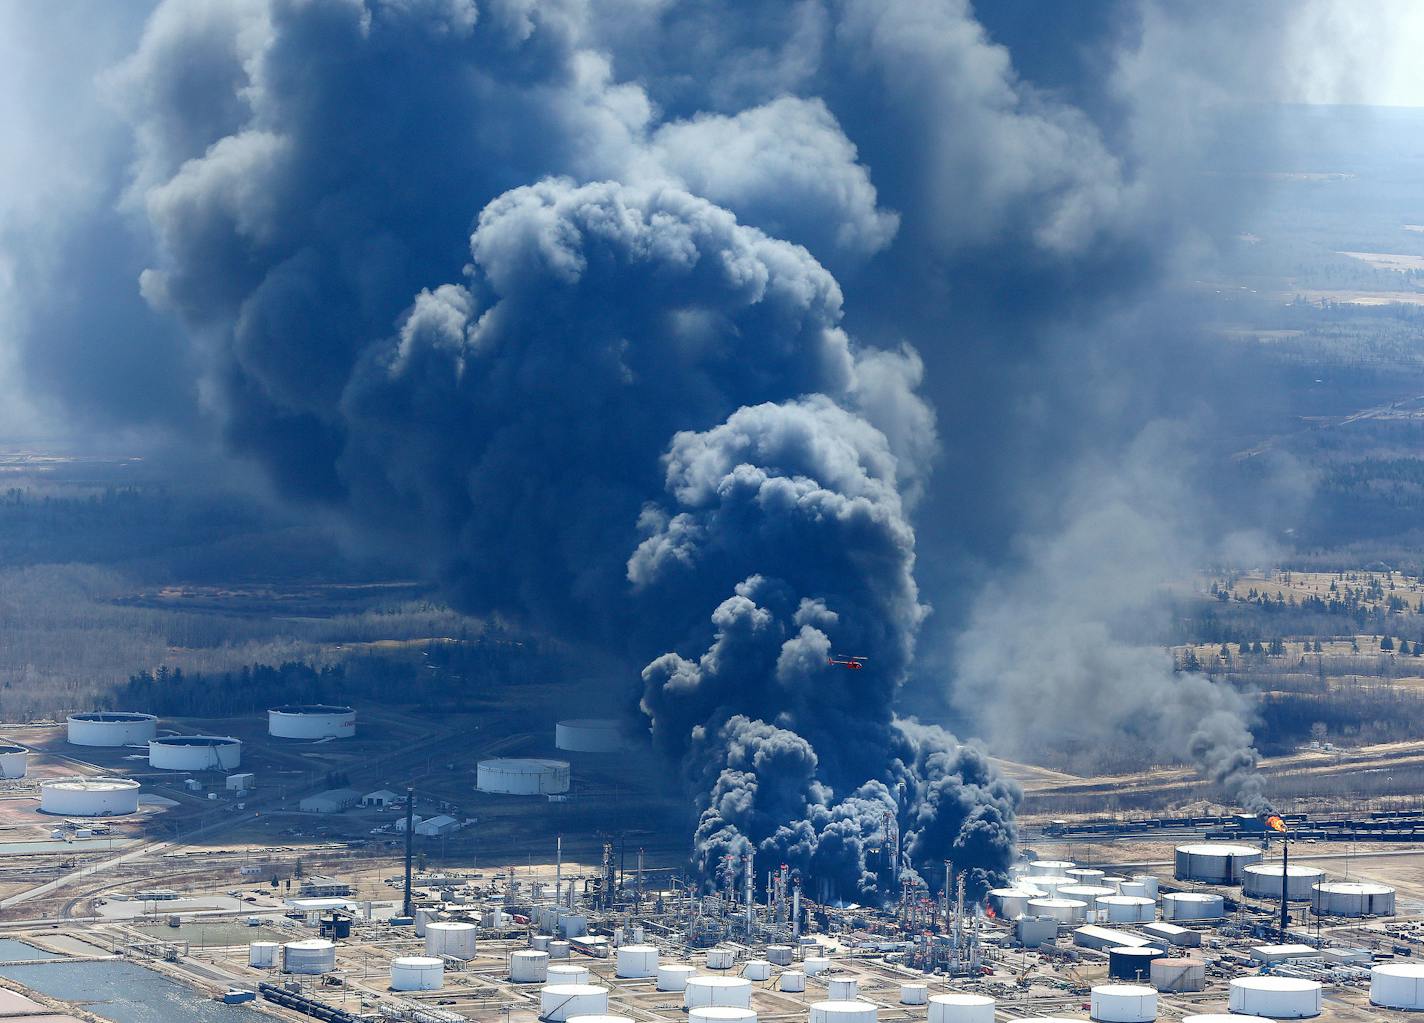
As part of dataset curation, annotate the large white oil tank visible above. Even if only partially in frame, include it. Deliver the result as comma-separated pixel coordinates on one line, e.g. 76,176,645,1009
988,888,1036,918
1130,875,1159,899
706,949,736,970
900,983,927,1005
1027,897,1088,923
928,993,994,1023
766,945,794,966
687,1011,756,1023
0,743,27,779
548,939,572,959
741,960,771,981
531,933,552,951
66,712,157,747
425,921,477,959
540,984,608,1022
1174,843,1262,883
684,976,752,1008
1311,881,1395,917
1090,984,1157,1022
1150,957,1205,993
1372,963,1424,1009
1060,884,1116,907
827,977,858,1000
809,1001,877,1023
390,956,444,991
512,950,549,983
1025,875,1074,897
658,964,697,991
282,939,336,975
476,757,571,795
1096,895,1156,923
148,735,242,771
781,971,806,993
1028,859,1076,877
1067,867,1106,886
39,777,140,816
1228,977,1321,1018
615,944,658,978
548,964,590,985
1117,882,1149,899
1242,863,1325,901
1161,892,1224,921
555,719,625,753
268,704,355,739
248,941,279,968
803,956,831,976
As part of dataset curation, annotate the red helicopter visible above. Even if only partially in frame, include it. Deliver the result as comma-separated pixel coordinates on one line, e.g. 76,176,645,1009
827,655,868,670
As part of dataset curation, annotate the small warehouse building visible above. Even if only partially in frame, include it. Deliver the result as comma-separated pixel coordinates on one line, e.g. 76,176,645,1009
299,788,360,814
363,789,399,807
415,814,459,837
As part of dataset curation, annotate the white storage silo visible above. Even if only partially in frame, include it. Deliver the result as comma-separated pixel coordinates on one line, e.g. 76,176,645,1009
928,993,994,1023
658,964,697,991
390,956,444,991
684,976,752,1008
1161,892,1224,921
1026,875,1074,897
1117,882,1149,899
1174,843,1262,883
0,743,27,779
616,944,658,978
555,719,625,753
827,977,858,1000
548,964,590,985
512,950,549,982
1371,963,1424,1009
706,948,736,970
1060,884,1116,907
1100,875,1129,892
1242,863,1325,901
1090,984,1157,1022
268,704,355,739
1067,867,1106,886
1028,859,1076,877
425,921,477,959
809,1001,877,1023
476,757,571,795
1228,977,1321,1018
1150,957,1205,993
781,971,806,993
540,984,608,1022
1096,895,1156,923
803,956,831,975
899,983,927,1005
148,735,242,771
687,1010,756,1023
283,939,336,975
1130,875,1159,899
39,777,140,816
548,939,571,959
248,941,279,968
741,959,771,981
1311,881,1395,916
988,887,1036,918
66,712,157,747
766,945,794,966
1027,897,1088,923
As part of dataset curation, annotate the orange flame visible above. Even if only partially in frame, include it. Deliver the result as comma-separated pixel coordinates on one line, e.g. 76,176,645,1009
1265,813,1287,833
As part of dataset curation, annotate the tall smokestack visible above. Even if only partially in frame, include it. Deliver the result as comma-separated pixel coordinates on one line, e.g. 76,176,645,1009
556,835,563,911
1280,837,1290,939
402,786,414,919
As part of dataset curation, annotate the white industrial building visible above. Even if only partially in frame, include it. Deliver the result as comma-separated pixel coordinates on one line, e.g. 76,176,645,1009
554,718,625,753
66,712,157,747
39,777,140,816
363,788,399,807
226,772,255,792
299,788,361,813
0,742,27,779
414,814,459,837
477,757,570,795
268,704,356,740
148,735,242,771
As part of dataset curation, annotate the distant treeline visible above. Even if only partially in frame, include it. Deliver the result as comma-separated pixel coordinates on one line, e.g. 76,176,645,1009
1255,684,1424,753
110,662,348,716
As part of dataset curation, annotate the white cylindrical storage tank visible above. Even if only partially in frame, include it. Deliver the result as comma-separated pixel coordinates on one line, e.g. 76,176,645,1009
1161,892,1224,921
809,1002,877,1023
1027,897,1087,923
615,944,658,978
532,933,552,951
1060,884,1116,909
391,956,444,991
827,977,858,1000
687,1010,756,1023
900,984,927,1006
0,743,27,779
548,939,571,960
282,939,336,975
1026,875,1074,897
414,908,433,937
66,712,157,747
1150,957,1205,993
1228,977,1322,1018
540,984,608,1022
555,719,625,753
424,921,477,959
476,757,571,795
1372,963,1424,1009
1118,882,1149,899
1096,895,1156,923
781,971,806,993
249,941,279,968
741,960,771,981
928,993,994,1023
766,945,794,966
1243,864,1325,901
706,949,736,970
512,950,549,983
803,956,831,976
1090,984,1157,1023
1311,881,1395,917
267,704,355,739
1130,875,1159,899
1067,868,1107,886
1100,875,1129,892
658,964,698,991
1173,843,1262,883
548,964,591,985
989,887,1038,918
148,735,241,771
39,777,140,816
1028,859,1076,877
684,976,753,1008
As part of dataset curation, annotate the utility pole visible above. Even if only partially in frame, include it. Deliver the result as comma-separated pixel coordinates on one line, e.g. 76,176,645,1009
402,786,414,919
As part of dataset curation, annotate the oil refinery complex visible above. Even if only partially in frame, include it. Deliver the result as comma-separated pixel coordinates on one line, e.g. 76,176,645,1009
0,703,1422,1023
